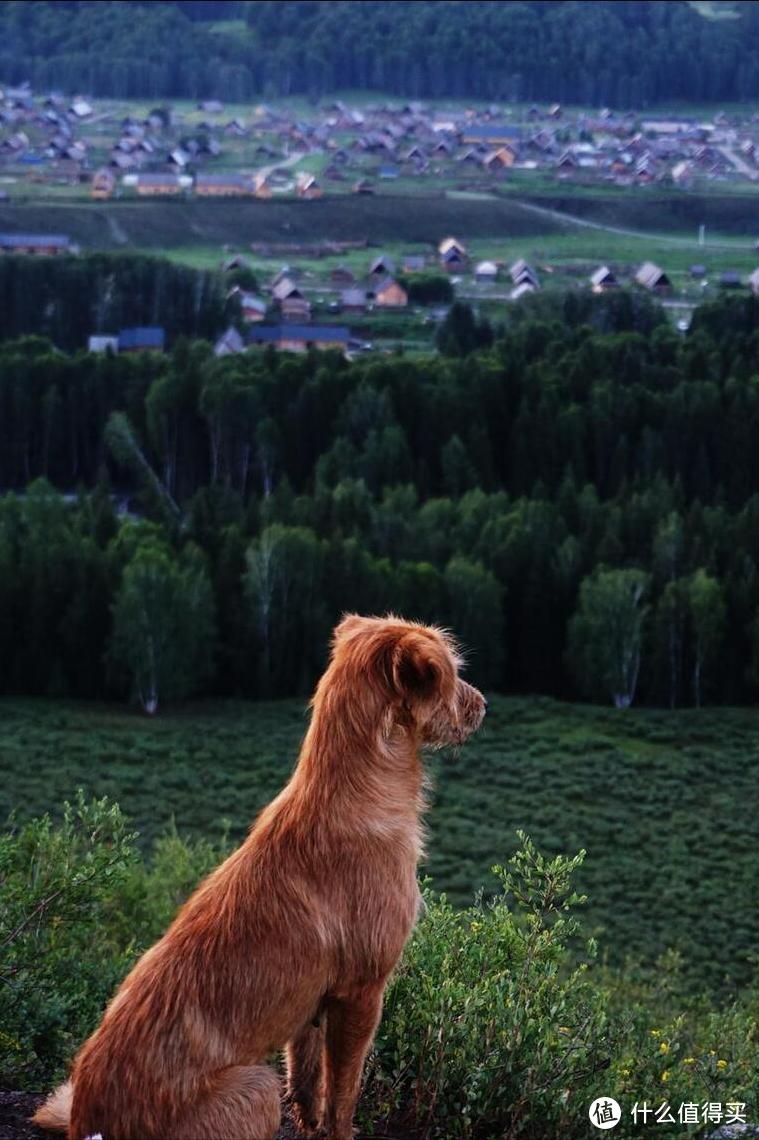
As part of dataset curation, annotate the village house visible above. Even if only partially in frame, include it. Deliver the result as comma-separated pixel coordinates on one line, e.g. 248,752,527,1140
482,144,518,171
272,277,311,322
373,277,408,308
369,253,396,278
0,233,74,255
340,287,368,314
296,172,323,199
214,326,245,356
117,327,166,353
238,292,268,322
91,168,116,200
195,173,258,196
330,265,356,285
750,268,759,295
590,266,619,292
134,173,183,196
87,335,119,354
509,259,539,289
459,124,522,147
246,324,350,353
474,260,498,283
402,254,426,273
438,237,468,272
720,270,743,289
635,261,671,294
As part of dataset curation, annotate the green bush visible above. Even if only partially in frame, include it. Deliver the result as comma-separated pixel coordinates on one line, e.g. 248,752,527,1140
1,800,757,1139
0,795,231,1087
0,793,138,1086
364,836,611,1138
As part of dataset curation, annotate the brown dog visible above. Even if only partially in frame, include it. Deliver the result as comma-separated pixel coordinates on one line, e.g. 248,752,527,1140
34,614,486,1140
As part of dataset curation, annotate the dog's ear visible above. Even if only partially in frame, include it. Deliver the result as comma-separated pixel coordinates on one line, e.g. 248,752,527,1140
332,613,367,644
390,631,455,705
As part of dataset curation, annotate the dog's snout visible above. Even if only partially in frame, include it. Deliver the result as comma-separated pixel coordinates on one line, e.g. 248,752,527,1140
483,698,489,714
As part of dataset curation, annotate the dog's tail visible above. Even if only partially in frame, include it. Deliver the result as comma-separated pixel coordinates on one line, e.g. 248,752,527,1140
31,1079,72,1134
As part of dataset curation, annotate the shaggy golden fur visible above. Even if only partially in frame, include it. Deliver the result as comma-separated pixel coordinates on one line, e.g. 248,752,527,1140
33,614,486,1140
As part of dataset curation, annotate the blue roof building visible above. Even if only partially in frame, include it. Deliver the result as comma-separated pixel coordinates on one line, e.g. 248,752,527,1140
118,326,166,352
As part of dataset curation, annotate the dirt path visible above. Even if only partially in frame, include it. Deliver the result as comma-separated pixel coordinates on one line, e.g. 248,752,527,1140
509,196,755,251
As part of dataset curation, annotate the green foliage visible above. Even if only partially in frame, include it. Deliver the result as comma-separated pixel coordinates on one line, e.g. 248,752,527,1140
0,254,227,351
436,302,493,357
0,1,757,103
0,792,138,1087
109,540,216,712
3,803,757,1139
3,695,759,993
567,567,649,708
365,837,607,1138
398,273,453,306
4,294,759,705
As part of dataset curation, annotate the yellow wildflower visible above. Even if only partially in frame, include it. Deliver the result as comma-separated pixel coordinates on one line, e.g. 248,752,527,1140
682,1057,695,1066
716,1059,728,1071
650,1028,662,1038
659,1042,670,1055
661,1070,670,1082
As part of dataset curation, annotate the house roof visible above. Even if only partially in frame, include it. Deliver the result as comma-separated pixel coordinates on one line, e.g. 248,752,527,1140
0,233,71,248
510,259,539,285
438,236,466,255
374,276,406,296
135,173,182,186
590,266,617,286
341,288,367,306
636,261,669,287
272,277,302,301
369,254,395,274
475,260,498,276
246,325,350,345
240,293,267,312
214,326,245,356
118,326,165,350
195,173,253,188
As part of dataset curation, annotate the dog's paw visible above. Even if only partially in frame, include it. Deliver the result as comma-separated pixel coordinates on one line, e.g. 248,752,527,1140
286,1094,325,1138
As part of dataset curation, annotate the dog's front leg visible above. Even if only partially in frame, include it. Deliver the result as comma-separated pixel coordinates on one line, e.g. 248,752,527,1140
323,983,385,1140
286,1016,327,1137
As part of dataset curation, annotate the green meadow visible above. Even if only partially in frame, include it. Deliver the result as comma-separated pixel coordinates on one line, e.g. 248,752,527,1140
2,694,757,994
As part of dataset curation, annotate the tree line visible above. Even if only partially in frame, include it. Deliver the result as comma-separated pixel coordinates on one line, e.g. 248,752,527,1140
3,286,759,708
1,0,757,105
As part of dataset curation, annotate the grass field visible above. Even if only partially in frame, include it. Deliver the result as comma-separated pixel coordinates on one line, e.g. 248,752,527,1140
2,694,757,993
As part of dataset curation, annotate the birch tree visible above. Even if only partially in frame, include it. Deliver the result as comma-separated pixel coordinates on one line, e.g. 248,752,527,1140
688,569,724,707
109,542,215,714
568,567,649,708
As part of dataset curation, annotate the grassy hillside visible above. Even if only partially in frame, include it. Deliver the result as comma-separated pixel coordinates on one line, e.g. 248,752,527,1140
2,695,757,992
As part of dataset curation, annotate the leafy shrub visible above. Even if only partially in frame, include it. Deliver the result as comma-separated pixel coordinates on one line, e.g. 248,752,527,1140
0,793,138,1086
1,801,757,1140
363,835,611,1138
0,795,230,1086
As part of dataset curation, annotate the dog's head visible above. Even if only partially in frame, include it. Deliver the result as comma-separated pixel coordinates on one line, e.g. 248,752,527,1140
328,614,487,748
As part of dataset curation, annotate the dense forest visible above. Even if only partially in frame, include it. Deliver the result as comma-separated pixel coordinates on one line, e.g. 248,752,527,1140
0,0,757,105
0,254,232,350
3,254,759,710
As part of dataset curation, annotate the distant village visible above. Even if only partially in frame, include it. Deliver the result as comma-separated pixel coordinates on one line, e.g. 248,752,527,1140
3,82,759,356
2,81,759,196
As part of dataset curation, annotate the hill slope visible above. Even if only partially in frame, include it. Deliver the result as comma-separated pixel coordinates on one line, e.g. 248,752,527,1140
2,694,757,992
1,1,758,104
